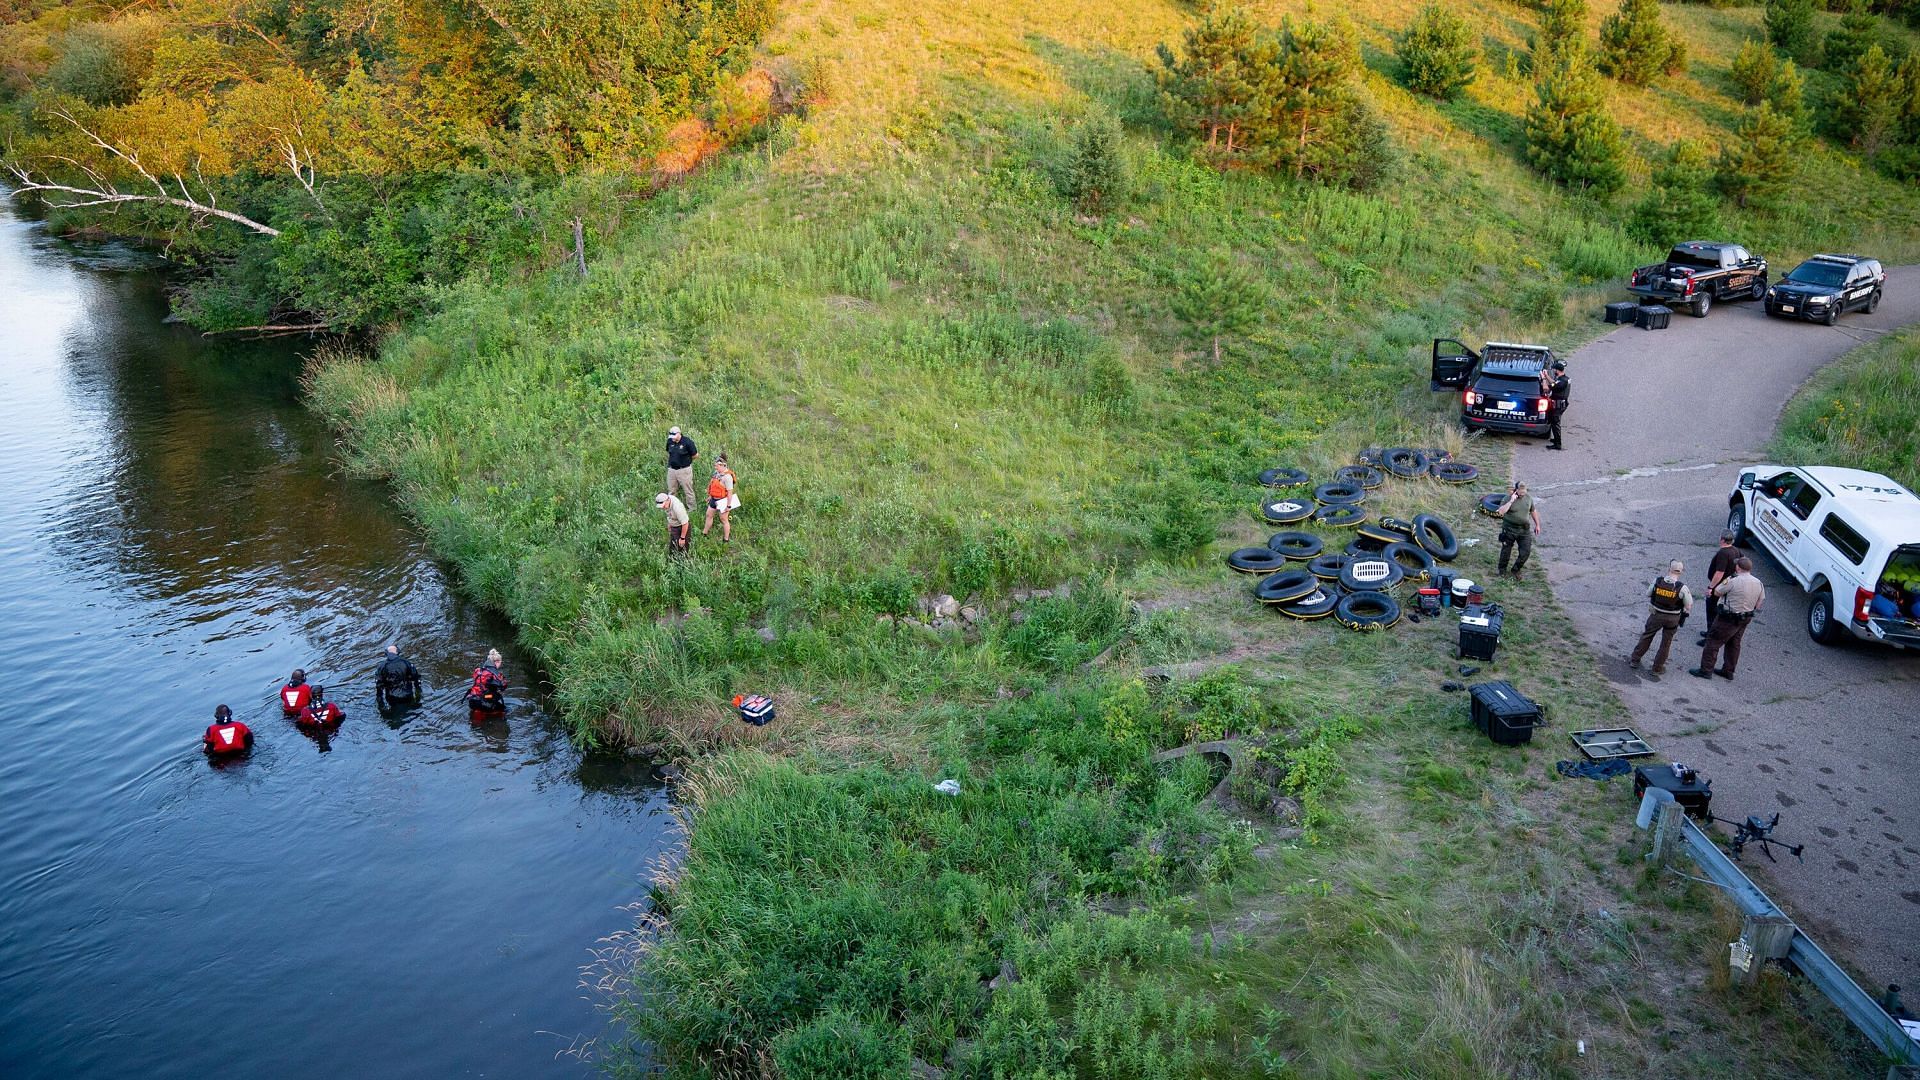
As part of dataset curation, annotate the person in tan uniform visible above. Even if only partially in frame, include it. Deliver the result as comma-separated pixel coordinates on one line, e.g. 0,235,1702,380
1691,556,1764,680
1628,560,1693,677
655,492,691,554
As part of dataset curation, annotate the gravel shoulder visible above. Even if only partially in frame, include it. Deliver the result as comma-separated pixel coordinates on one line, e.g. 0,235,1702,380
1517,276,1920,992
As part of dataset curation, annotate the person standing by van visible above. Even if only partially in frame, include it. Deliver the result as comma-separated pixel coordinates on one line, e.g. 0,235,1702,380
1692,557,1764,681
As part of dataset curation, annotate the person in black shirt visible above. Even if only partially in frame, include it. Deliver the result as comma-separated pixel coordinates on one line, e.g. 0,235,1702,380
665,425,699,508
1543,360,1570,450
375,644,423,710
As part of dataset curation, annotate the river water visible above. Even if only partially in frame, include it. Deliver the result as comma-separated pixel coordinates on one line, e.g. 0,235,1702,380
0,205,667,1078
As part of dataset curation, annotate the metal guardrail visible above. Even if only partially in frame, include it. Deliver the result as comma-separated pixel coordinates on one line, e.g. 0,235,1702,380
1679,816,1919,1066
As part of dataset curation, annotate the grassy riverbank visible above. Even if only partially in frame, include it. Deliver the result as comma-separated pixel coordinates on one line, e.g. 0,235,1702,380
1774,326,1920,488
308,0,1920,1073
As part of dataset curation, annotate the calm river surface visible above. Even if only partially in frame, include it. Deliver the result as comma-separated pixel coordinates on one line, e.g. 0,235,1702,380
0,204,667,1078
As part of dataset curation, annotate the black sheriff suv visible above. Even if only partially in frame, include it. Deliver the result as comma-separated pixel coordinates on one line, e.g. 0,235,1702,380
1764,254,1885,325
1429,339,1554,436
1627,241,1768,318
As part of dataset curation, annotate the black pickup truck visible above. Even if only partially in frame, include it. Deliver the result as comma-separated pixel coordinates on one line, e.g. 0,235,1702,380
1627,241,1768,318
1429,339,1554,436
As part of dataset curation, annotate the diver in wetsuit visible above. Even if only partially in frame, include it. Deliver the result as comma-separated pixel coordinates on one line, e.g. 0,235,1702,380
374,644,423,710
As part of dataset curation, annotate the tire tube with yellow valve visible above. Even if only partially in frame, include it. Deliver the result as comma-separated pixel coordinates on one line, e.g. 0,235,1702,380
1411,512,1460,562
1336,590,1402,631
1383,540,1436,583
1253,568,1320,605
1227,546,1289,575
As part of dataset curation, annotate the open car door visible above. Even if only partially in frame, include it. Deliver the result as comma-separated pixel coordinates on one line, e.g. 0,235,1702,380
1431,339,1477,391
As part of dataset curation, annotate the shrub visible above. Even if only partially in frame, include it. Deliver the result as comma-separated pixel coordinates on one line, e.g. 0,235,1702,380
1598,0,1686,84
1147,480,1218,561
1717,102,1799,208
1399,3,1480,100
1830,44,1905,154
1731,39,1780,102
1823,3,1881,72
1629,138,1718,244
1535,0,1591,64
1525,54,1628,195
1766,0,1818,65
771,1011,910,1078
47,25,144,106
1062,110,1129,214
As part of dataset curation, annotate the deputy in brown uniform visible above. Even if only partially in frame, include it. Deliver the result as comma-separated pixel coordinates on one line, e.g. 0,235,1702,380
1691,556,1764,681
1628,560,1693,677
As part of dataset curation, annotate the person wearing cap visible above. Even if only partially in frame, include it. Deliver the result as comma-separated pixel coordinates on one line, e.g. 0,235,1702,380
665,426,699,509
203,704,253,756
1494,481,1540,577
655,492,691,554
1700,530,1739,643
1628,559,1693,677
1541,359,1570,451
1692,556,1764,681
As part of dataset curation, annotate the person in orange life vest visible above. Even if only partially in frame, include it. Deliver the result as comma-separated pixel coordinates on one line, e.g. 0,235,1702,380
203,704,254,755
702,455,737,542
279,669,317,715
467,648,507,716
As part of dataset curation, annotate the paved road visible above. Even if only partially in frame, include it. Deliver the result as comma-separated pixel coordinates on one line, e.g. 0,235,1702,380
1519,274,1920,992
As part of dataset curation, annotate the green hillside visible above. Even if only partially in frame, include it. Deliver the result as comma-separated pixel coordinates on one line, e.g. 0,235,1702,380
299,2,1919,1072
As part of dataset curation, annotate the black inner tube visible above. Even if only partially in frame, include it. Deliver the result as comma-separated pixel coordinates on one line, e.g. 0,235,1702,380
1227,546,1288,574
1315,503,1367,527
1434,461,1480,484
1334,465,1384,489
1255,568,1318,604
1412,513,1459,561
1313,482,1364,505
1384,447,1430,477
1383,540,1436,579
1263,498,1315,523
1308,553,1350,579
1267,531,1324,559
1258,466,1312,488
1336,590,1401,629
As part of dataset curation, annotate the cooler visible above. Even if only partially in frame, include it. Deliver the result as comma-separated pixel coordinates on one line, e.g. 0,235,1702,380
1467,681,1543,746
1458,606,1502,661
1633,763,1712,819
736,694,775,726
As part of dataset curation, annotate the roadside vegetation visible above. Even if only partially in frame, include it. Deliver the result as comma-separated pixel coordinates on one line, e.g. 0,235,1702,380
1774,325,1920,487
11,0,1920,1074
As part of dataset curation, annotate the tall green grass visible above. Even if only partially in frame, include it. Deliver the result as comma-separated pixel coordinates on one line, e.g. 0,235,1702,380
1773,327,1920,488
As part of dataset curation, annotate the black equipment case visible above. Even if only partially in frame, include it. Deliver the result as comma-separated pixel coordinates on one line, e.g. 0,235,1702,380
1633,764,1712,819
1468,681,1544,746
1457,606,1502,661
1635,304,1671,330
1603,301,1638,324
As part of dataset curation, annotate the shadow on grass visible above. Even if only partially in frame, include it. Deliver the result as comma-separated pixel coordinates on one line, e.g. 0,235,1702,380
1027,34,1172,134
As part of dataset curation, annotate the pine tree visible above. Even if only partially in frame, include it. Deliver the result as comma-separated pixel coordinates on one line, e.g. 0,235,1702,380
1823,2,1881,74
1717,102,1798,208
1062,111,1128,213
1399,3,1479,100
1599,0,1685,85
1156,5,1265,165
1764,0,1817,66
1629,138,1717,243
1831,44,1904,154
1535,0,1591,65
1729,39,1779,104
1525,53,1627,194
1769,58,1808,125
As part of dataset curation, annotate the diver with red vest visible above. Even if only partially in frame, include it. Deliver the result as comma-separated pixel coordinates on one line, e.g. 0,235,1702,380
466,648,507,721
278,669,316,715
295,686,345,729
203,705,254,756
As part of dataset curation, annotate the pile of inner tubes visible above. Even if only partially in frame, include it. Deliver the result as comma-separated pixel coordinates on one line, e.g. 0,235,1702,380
1241,452,1475,629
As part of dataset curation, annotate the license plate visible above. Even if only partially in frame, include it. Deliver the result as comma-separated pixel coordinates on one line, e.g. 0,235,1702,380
1782,305,1795,313
1492,402,1516,412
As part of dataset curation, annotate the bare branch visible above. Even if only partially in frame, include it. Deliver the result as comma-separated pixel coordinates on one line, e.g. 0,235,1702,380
6,115,281,236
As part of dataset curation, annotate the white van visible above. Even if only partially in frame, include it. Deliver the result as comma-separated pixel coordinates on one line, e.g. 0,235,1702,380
1727,465,1920,648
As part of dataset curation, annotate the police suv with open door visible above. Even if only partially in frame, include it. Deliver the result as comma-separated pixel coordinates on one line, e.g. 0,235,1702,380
1727,465,1920,648
1430,339,1554,436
